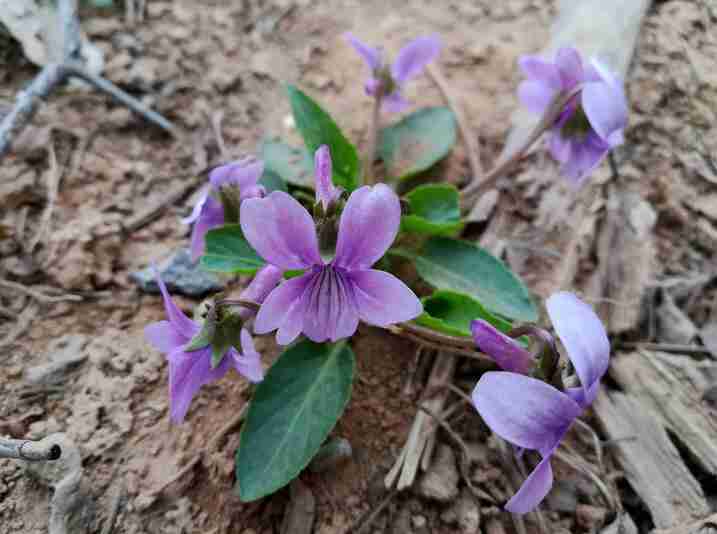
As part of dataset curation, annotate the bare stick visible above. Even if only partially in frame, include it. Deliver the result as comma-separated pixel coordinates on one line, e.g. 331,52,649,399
0,437,62,461
426,63,482,179
616,341,713,356
362,92,383,185
0,0,179,160
64,64,179,137
461,86,581,205
349,489,398,534
0,64,65,158
28,141,61,253
0,279,82,304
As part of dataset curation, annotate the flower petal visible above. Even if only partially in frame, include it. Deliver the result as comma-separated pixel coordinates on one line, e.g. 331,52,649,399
334,184,401,270
232,329,264,383
167,347,230,423
155,271,199,339
181,185,210,225
381,91,411,113
472,371,581,451
518,55,562,90
518,80,557,115
145,320,186,353
546,292,610,406
314,145,341,210
348,269,423,326
505,448,556,514
301,267,360,343
558,133,609,185
238,265,284,319
471,320,533,374
391,35,442,84
240,191,322,270
209,158,264,191
555,47,583,89
344,33,382,71
582,81,627,147
254,273,312,344
189,196,224,262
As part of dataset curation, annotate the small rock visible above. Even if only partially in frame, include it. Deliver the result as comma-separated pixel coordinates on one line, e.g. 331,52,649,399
417,444,459,502
442,490,481,533
131,248,223,297
657,292,697,344
24,334,89,385
576,504,607,531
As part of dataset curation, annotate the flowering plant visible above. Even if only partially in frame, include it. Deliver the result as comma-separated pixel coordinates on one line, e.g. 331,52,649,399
145,39,625,508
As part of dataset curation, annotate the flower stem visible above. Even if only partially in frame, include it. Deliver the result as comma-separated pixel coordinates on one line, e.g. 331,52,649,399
386,322,492,362
461,86,582,207
363,92,383,185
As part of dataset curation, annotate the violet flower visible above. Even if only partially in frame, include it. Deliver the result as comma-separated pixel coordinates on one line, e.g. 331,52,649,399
144,273,270,423
314,145,342,212
345,33,442,113
471,320,532,374
471,292,610,513
183,158,265,262
240,172,422,344
518,47,628,184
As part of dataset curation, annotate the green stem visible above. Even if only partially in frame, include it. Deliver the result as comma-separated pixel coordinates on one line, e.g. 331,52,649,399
363,92,383,185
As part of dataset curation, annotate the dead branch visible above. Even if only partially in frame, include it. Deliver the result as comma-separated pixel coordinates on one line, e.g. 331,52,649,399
0,0,179,160
0,279,82,304
461,86,582,208
0,437,62,461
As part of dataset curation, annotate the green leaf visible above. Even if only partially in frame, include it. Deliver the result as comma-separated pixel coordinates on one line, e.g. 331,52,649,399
416,290,513,337
184,315,215,352
378,107,457,180
236,340,355,501
259,168,288,193
287,85,360,191
210,313,244,369
260,138,314,189
201,224,265,274
402,183,463,236
410,237,537,322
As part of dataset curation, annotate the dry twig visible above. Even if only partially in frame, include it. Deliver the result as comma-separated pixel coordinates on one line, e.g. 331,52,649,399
0,0,179,160
0,437,62,461
0,279,82,304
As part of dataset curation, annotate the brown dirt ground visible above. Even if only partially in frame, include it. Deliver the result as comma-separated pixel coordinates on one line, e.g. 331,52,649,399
1,0,716,533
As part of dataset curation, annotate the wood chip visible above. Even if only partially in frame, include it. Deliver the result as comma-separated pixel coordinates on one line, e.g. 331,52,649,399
594,390,709,528
609,351,717,476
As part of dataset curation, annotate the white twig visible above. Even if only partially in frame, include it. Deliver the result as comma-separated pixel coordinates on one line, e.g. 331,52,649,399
0,437,62,461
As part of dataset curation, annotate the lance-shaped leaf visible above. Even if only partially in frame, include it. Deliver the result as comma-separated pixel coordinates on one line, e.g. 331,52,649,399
401,183,463,236
378,107,456,180
236,340,355,501
416,290,513,337
201,224,265,274
287,85,360,191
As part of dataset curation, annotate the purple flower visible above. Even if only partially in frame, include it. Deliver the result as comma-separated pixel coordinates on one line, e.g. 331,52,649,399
237,265,283,320
314,145,342,211
240,183,423,344
344,33,442,113
183,158,265,262
518,47,628,184
471,292,610,513
471,320,532,374
144,273,265,423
